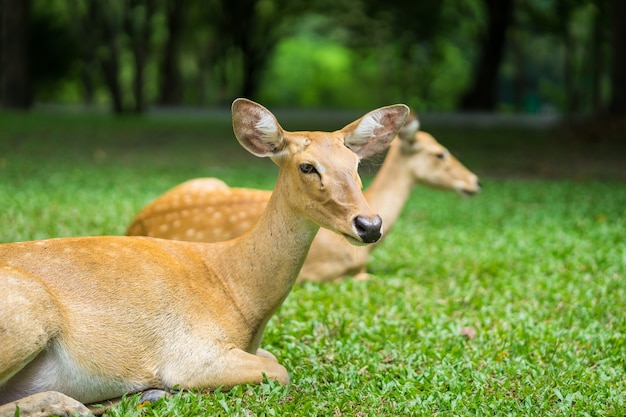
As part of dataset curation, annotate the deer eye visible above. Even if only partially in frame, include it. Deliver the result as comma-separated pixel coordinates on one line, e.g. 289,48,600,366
435,152,446,160
300,163,318,174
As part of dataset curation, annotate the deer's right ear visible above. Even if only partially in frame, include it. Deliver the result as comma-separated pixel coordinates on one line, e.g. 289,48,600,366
232,98,285,157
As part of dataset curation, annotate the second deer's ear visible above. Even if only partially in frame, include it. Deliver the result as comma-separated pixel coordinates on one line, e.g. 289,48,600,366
397,110,420,142
342,104,409,159
232,98,285,157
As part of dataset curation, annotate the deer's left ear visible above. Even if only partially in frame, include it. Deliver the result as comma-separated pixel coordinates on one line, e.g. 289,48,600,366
232,98,285,157
341,104,409,159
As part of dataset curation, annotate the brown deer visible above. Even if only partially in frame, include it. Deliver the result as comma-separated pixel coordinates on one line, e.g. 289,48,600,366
0,99,409,416
126,111,480,282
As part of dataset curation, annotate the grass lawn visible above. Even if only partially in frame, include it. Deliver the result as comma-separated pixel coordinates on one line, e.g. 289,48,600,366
1,109,625,416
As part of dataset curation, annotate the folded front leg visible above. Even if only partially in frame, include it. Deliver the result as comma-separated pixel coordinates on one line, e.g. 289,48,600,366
205,347,289,389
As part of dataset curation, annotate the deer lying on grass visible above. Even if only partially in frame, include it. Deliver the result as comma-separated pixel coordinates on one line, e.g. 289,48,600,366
0,99,409,416
126,111,480,282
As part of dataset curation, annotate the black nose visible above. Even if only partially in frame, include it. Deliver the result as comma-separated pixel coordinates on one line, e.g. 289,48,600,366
353,215,383,243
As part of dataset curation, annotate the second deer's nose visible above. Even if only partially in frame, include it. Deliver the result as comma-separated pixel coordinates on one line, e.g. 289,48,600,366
353,215,383,243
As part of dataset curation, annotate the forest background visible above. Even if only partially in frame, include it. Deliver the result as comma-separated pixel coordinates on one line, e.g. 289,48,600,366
1,0,625,125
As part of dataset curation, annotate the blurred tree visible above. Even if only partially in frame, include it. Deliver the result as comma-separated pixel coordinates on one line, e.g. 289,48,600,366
71,0,99,106
157,0,186,106
207,0,311,102
458,0,514,111
124,0,156,113
214,0,262,100
588,0,608,112
87,0,156,114
91,1,126,113
258,20,362,108
552,0,580,114
30,2,81,102
2,0,620,116
608,0,626,116
1,0,32,109
344,0,450,105
307,0,478,110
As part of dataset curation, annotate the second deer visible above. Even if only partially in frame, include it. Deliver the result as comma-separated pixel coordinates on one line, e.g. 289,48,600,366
0,99,409,416
126,111,481,282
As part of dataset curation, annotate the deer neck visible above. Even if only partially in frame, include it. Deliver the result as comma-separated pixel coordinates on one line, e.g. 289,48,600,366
202,170,319,349
364,142,414,241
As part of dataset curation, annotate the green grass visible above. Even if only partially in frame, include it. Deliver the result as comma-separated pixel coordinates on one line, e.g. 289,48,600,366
1,110,625,416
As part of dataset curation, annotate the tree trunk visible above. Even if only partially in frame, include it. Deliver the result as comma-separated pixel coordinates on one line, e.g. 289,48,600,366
100,51,124,114
240,42,268,100
609,0,626,116
69,0,98,106
589,0,606,113
157,0,185,106
93,1,125,114
1,0,32,109
125,0,155,114
458,0,514,111
509,28,528,112
562,15,577,115
215,0,277,101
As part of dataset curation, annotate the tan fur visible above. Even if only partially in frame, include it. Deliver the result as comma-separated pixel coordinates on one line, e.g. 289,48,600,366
0,99,409,415
126,111,480,282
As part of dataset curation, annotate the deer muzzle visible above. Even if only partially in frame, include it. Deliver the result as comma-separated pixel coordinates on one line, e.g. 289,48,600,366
353,214,383,244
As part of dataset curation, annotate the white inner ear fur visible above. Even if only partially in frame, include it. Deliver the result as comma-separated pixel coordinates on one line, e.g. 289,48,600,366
353,109,385,140
254,113,280,142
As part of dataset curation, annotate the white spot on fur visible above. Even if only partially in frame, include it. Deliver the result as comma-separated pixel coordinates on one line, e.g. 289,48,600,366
185,178,227,190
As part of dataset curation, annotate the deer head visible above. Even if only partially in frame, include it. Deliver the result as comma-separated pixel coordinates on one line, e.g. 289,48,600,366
232,98,409,244
397,111,481,196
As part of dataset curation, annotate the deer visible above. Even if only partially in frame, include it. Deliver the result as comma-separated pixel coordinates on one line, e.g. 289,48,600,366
126,111,480,282
0,98,409,417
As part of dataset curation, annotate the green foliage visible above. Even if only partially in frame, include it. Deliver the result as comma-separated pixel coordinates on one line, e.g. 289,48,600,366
257,8,476,110
1,112,624,415
258,36,371,108
13,0,614,113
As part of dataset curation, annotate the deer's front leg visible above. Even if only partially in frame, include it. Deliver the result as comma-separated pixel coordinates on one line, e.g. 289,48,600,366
208,347,289,389
256,348,278,361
